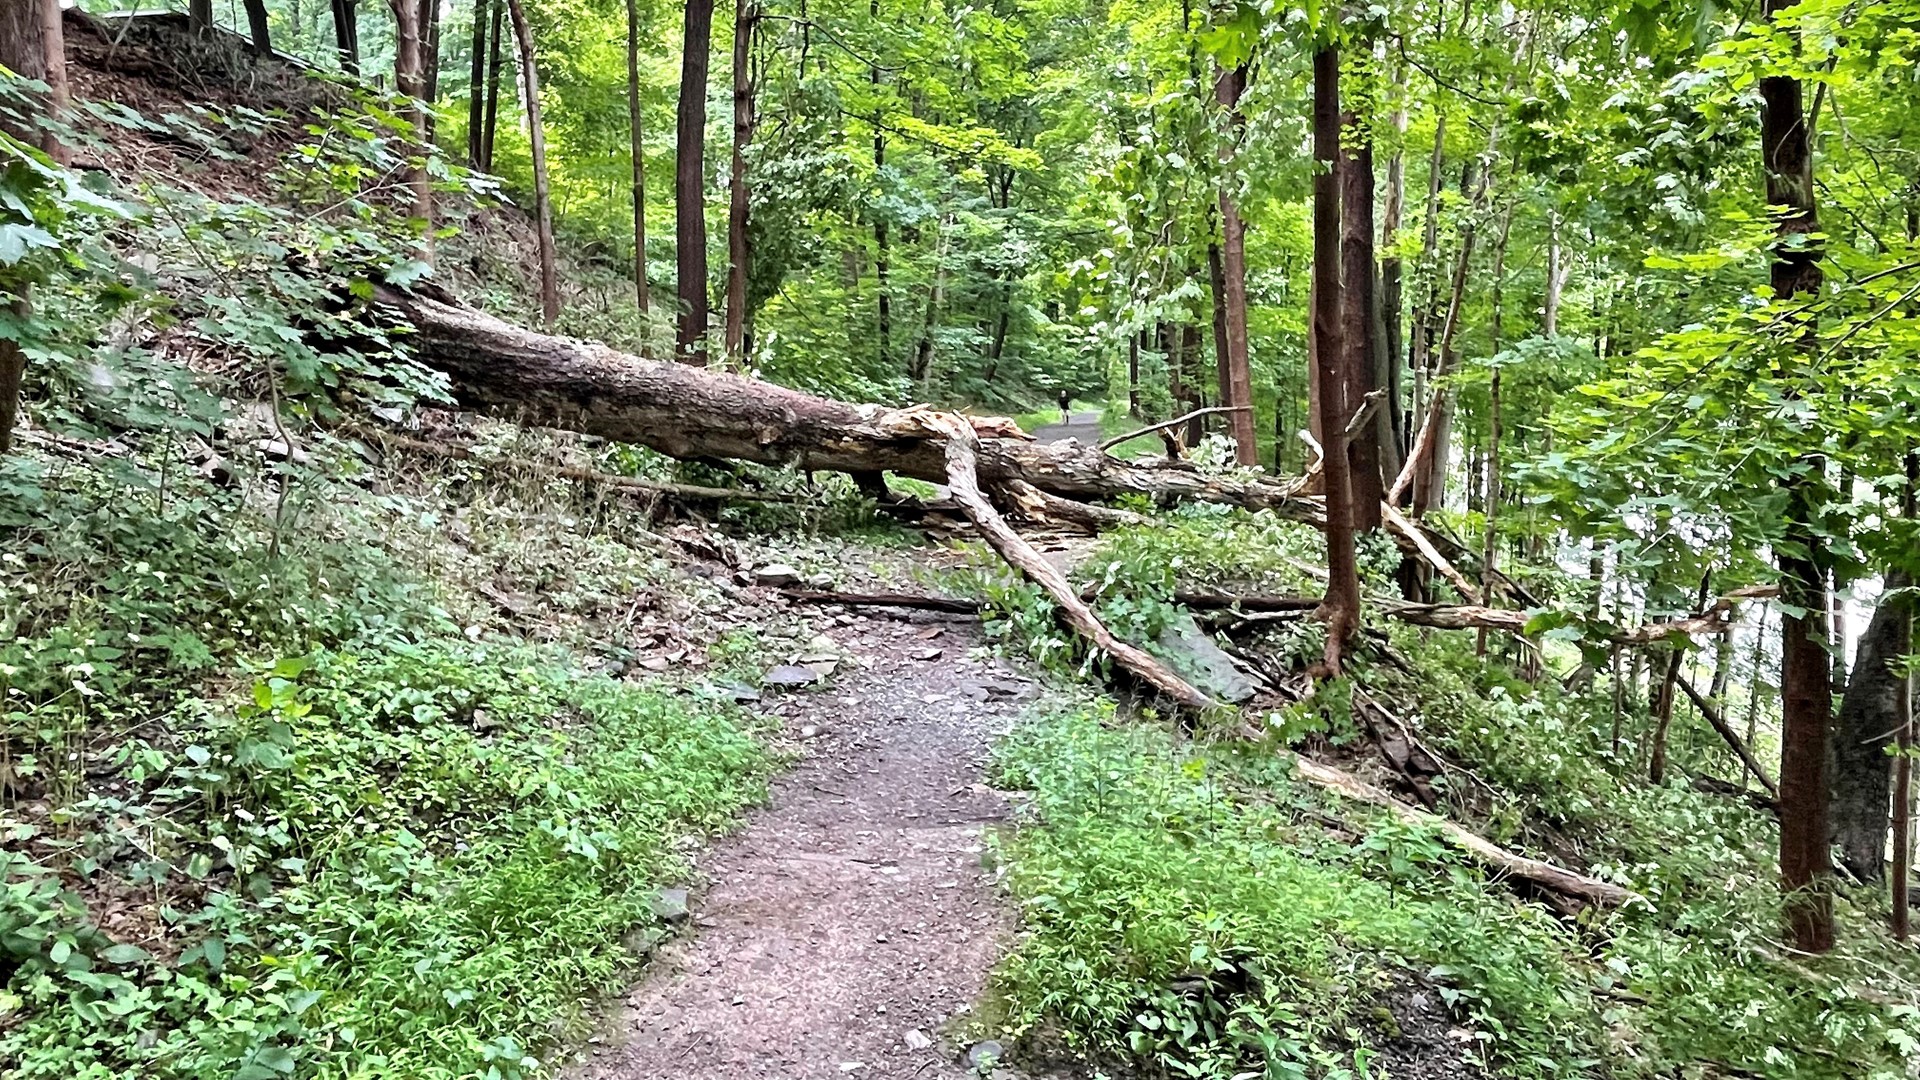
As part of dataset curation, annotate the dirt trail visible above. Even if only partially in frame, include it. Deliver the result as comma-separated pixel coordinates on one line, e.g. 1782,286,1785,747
571,609,1043,1080
1028,410,1103,445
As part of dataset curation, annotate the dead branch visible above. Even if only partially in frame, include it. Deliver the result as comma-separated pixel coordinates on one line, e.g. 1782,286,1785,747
1289,756,1641,908
1675,673,1780,799
358,428,804,503
1099,406,1249,452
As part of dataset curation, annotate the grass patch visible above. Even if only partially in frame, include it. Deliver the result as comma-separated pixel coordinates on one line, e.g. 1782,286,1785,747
2,641,775,1079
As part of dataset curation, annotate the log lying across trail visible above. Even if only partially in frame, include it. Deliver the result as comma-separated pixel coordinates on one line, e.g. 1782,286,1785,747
382,287,1316,513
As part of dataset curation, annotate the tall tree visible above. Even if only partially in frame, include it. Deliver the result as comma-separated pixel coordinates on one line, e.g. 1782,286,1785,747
870,0,889,371
1214,60,1257,466
676,0,716,361
724,0,758,361
37,0,66,167
504,0,559,327
1312,33,1359,673
467,0,492,167
1339,48,1384,531
625,0,650,317
479,0,504,171
1832,578,1913,882
241,0,273,53
0,2,45,454
331,0,360,75
388,0,432,236
1761,0,1834,956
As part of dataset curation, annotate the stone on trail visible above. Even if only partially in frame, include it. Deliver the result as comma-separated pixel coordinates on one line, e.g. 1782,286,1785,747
763,664,825,689
753,563,803,587
903,1028,933,1051
965,1040,1005,1070
1153,609,1261,704
650,886,690,925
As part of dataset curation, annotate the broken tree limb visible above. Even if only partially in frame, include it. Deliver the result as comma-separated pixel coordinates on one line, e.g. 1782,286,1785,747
1290,755,1641,908
882,407,1220,711
999,478,1150,532
1675,673,1780,800
357,428,804,503
1099,406,1248,452
379,286,1317,513
1381,500,1482,605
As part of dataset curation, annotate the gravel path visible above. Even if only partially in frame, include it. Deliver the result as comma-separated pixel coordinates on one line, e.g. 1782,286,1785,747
571,609,1041,1080
1028,410,1103,445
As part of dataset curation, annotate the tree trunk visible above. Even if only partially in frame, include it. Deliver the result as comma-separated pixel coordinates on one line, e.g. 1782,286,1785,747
1406,160,1480,517
480,0,504,171
420,0,443,113
467,0,491,167
1215,62,1257,467
910,213,949,384
1380,53,1408,459
1832,573,1911,882
1312,40,1359,673
1898,454,1917,942
675,0,716,361
388,0,433,236
625,0,650,317
1126,330,1141,417
190,0,214,36
1543,212,1564,336
1762,0,1834,956
870,0,890,371
504,0,558,328
1207,238,1231,438
331,0,359,75
36,0,66,165
1339,65,1383,532
241,0,272,53
723,0,756,362
0,6,46,452
1405,114,1444,446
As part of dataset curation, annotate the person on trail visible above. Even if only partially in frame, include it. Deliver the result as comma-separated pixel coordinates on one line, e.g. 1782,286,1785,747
1058,389,1071,423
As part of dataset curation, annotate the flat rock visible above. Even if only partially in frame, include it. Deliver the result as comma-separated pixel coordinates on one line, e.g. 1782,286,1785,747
754,563,803,587
1153,609,1261,704
763,664,825,689
965,1040,1004,1070
651,886,690,925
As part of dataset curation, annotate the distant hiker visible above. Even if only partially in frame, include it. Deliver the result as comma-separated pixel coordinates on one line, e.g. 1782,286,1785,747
1058,389,1071,423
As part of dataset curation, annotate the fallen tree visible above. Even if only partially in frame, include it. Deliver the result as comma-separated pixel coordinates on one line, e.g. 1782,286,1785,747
381,286,1317,513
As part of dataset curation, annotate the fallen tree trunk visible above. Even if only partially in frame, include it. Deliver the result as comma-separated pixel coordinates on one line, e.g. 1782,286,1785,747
358,428,804,503
381,287,1316,513
1675,672,1780,800
1290,756,1641,908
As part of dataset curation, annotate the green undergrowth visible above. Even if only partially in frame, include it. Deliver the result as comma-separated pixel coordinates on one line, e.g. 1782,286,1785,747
2,643,774,1080
985,686,1920,1079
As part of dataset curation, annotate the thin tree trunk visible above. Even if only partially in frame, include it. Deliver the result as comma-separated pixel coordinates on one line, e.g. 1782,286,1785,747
1379,49,1408,459
467,0,491,167
1312,39,1359,673
1207,238,1231,438
1898,453,1916,941
1126,330,1141,417
331,0,359,74
504,0,558,328
1405,114,1444,444
675,0,716,361
38,0,66,166
870,0,890,370
625,0,649,317
0,7,45,452
724,0,756,361
911,215,949,385
421,0,442,112
480,0,503,171
191,0,214,36
241,0,272,53
389,0,432,235
1763,0,1834,956
1477,209,1512,634
1215,62,1257,466
1543,212,1564,335
1340,66,1383,530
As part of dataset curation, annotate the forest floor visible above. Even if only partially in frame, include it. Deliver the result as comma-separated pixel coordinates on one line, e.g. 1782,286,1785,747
568,605,1067,1080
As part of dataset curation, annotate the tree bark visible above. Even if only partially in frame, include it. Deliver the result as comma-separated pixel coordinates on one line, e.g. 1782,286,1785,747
1340,67,1384,532
1214,62,1257,467
36,0,66,165
239,0,272,53
1312,41,1360,673
190,0,214,36
1762,0,1834,956
504,0,558,328
676,0,716,361
467,0,491,167
625,0,650,317
388,0,433,236
1379,52,1408,459
723,0,756,361
869,0,890,372
910,214,949,384
331,0,360,75
480,0,504,172
420,0,443,114
1831,573,1911,882
1405,114,1444,444
0,6,46,452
